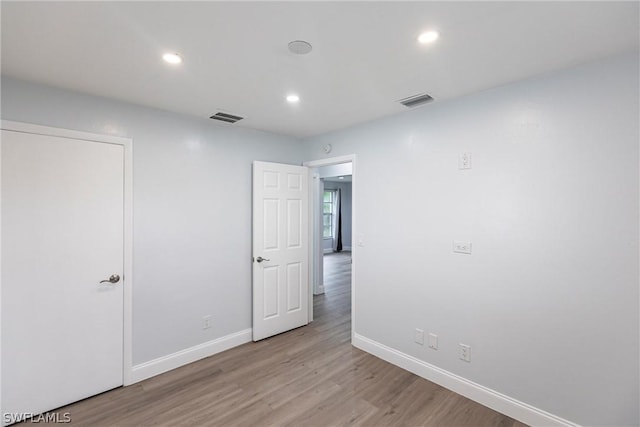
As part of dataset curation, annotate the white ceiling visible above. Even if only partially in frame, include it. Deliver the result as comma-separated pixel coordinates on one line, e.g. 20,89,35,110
2,1,638,138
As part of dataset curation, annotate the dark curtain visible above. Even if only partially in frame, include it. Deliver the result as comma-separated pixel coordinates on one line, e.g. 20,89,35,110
334,188,342,252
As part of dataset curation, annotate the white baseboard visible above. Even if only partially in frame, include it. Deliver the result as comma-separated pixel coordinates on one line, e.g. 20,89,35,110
323,247,352,254
352,334,579,427
129,329,252,384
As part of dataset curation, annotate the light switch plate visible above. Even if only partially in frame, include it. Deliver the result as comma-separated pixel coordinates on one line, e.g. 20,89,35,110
414,329,424,345
453,241,472,254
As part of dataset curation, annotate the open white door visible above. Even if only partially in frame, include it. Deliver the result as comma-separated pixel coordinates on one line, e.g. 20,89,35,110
1,127,125,424
252,161,309,341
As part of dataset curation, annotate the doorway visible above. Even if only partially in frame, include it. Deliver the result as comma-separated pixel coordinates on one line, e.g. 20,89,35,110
319,167,352,288
304,155,356,339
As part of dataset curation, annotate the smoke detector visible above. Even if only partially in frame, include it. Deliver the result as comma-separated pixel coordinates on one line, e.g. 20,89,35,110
288,40,312,55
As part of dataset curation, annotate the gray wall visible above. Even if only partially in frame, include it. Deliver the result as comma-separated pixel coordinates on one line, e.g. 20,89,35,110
1,77,305,365
303,53,639,426
322,181,352,250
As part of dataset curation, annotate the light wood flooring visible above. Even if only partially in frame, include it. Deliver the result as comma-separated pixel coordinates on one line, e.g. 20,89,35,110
25,251,528,426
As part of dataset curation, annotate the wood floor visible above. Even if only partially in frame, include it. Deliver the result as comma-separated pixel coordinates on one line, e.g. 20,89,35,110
26,251,527,426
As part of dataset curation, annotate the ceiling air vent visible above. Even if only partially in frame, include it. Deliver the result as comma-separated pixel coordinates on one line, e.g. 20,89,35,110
209,112,244,123
398,93,434,108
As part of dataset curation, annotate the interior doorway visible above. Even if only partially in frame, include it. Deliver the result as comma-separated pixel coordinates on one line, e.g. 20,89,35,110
318,166,352,295
303,155,356,339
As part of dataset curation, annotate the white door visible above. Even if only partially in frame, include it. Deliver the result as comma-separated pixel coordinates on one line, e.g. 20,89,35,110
252,161,309,341
1,129,124,421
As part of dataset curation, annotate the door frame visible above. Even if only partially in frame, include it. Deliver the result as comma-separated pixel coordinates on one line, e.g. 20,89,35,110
303,154,356,340
0,120,134,419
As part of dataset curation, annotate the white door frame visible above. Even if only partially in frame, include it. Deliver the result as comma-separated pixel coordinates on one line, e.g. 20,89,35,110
303,154,356,340
0,120,134,419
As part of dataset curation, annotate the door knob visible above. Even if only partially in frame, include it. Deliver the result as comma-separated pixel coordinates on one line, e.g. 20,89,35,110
100,274,120,284
256,257,270,263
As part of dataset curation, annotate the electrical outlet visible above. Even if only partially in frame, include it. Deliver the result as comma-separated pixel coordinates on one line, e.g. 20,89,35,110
458,152,472,170
453,241,472,254
428,333,438,350
414,328,424,345
203,315,212,330
459,343,471,362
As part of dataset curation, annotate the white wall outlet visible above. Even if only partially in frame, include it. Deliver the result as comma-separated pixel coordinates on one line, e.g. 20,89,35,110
414,328,424,345
202,315,212,330
458,152,472,170
453,241,472,254
459,343,471,362
357,234,365,247
428,333,438,350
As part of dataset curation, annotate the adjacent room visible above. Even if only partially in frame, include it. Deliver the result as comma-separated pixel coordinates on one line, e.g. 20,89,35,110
1,2,638,426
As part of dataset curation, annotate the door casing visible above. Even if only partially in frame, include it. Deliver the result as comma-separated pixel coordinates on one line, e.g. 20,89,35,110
0,120,134,421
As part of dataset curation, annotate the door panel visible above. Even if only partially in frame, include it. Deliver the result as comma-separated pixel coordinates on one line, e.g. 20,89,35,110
263,266,279,318
253,161,308,341
287,199,302,248
1,129,124,420
286,262,302,312
264,199,279,250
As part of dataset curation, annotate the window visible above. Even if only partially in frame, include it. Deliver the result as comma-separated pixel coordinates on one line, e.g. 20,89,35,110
323,190,336,238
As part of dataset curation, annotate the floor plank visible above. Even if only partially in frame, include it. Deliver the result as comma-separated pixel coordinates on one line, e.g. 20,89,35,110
18,251,527,426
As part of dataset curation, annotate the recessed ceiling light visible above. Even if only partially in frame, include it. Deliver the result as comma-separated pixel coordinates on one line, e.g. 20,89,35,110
162,52,183,64
286,94,300,103
338,176,345,180
417,31,439,44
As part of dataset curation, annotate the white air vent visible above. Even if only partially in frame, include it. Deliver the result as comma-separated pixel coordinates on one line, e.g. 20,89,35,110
398,93,434,108
210,112,244,123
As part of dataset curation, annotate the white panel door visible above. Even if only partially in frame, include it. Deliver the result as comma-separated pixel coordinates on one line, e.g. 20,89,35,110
1,129,124,421
252,161,309,341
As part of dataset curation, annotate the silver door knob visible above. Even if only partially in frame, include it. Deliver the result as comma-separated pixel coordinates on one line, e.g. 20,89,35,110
100,274,120,284
256,257,270,263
